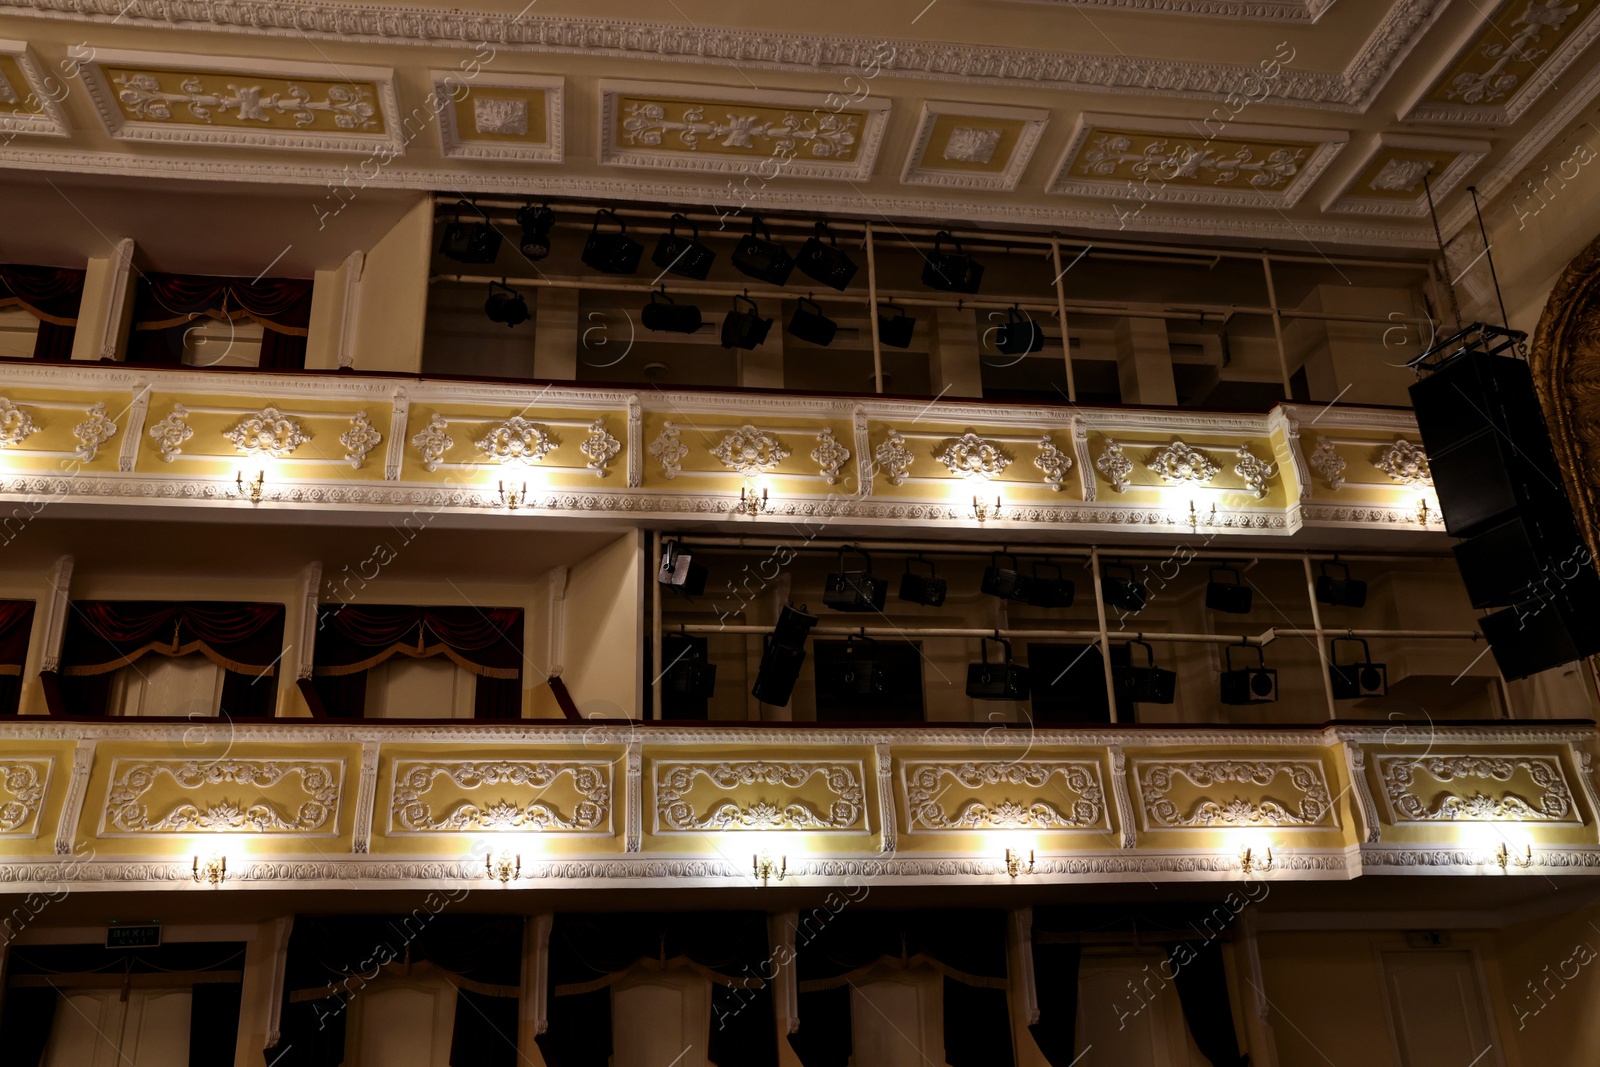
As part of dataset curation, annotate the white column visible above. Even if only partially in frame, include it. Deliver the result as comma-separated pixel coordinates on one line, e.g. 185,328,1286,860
70,238,134,362
534,288,579,380
1113,316,1176,406
930,308,984,398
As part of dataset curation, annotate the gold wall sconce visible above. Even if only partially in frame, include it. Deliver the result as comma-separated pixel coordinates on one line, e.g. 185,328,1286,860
498,481,527,510
1238,845,1273,875
972,495,1002,522
735,486,769,516
485,848,521,884
1495,842,1532,871
1006,848,1035,878
192,853,227,885
235,470,264,503
753,848,786,886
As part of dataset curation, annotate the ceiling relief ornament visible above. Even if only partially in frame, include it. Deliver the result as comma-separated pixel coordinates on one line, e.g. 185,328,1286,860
580,419,622,476
811,428,851,485
623,102,859,159
0,397,37,449
711,424,790,476
1096,439,1134,493
147,404,193,462
1375,438,1433,485
111,72,377,129
390,759,611,833
935,432,1012,479
72,402,118,462
1082,134,1304,189
1308,436,1348,489
0,760,50,835
902,760,1106,831
475,98,527,135
476,415,554,466
1148,439,1220,485
1322,135,1488,216
654,761,866,832
410,413,452,473
648,421,688,479
1136,759,1335,828
435,72,563,163
1034,435,1073,491
224,406,310,458
1233,443,1278,499
1376,754,1575,822
901,101,1050,191
1443,0,1585,105
101,758,343,835
1409,0,1600,123
339,411,382,469
874,429,915,487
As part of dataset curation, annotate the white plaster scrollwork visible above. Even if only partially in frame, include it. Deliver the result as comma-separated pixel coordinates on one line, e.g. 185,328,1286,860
902,761,1106,831
339,410,382,469
625,742,642,853
1096,439,1133,493
1444,0,1580,105
875,744,896,854
351,740,378,854
411,413,452,473
72,402,118,462
1136,760,1334,828
1109,746,1136,848
0,761,50,835
1233,443,1278,500
1148,439,1220,484
1376,754,1575,822
623,102,859,159
390,760,612,833
654,761,865,832
224,406,310,459
580,419,621,476
811,428,851,485
1033,435,1072,491
711,424,790,476
476,415,554,466
649,421,688,479
1343,741,1382,844
0,397,38,449
1375,438,1432,485
102,759,343,835
147,404,193,462
1082,134,1304,189
935,431,1012,479
113,73,378,129
873,429,915,487
1309,436,1347,490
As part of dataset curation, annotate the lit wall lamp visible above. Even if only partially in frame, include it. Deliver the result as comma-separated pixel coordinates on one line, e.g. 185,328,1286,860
1005,848,1035,878
235,469,265,503
1416,496,1433,526
498,480,527,510
734,486,769,517
1238,845,1273,875
485,847,521,884
754,848,786,886
193,852,227,885
1187,500,1216,532
972,495,1002,522
1495,842,1532,871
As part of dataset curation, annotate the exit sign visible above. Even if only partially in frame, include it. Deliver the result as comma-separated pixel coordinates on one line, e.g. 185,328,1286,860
105,922,161,949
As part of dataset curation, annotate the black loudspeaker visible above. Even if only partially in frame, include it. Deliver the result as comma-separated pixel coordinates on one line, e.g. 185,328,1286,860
1481,592,1600,681
720,295,773,350
1410,349,1553,455
877,304,916,349
1101,563,1148,613
438,200,503,264
1328,636,1387,699
922,231,984,293
994,306,1044,356
1453,512,1593,608
1314,561,1367,608
1427,428,1567,538
1205,566,1253,614
581,209,643,274
751,635,807,707
1113,639,1177,704
897,558,947,607
641,289,703,334
1219,643,1277,705
796,221,858,291
788,297,838,346
661,633,715,719
981,553,1032,603
1025,561,1076,608
966,635,1029,701
732,216,794,285
651,213,716,280
824,548,886,612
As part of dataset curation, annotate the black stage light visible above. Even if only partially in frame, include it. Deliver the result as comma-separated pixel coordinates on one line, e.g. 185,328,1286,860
439,199,503,264
1219,643,1277,705
897,557,947,607
922,231,983,293
732,215,794,285
751,603,819,707
484,281,530,327
1026,560,1076,608
661,632,716,719
1100,562,1148,613
772,603,820,647
966,635,1030,701
516,203,555,261
981,553,1032,603
796,221,858,291
656,539,707,597
721,294,773,350
1205,565,1253,614
581,209,643,274
641,289,703,334
1113,639,1177,704
877,303,916,349
994,306,1044,356
788,297,838,346
824,547,886,612
1314,560,1367,608
652,213,716,280
1328,636,1387,699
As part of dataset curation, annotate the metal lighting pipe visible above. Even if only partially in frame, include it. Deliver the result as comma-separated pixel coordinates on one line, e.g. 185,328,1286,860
1273,628,1484,640
1300,556,1341,719
675,624,1273,644
651,530,664,722
1088,549,1121,721
1261,255,1295,400
1051,238,1078,403
865,221,884,395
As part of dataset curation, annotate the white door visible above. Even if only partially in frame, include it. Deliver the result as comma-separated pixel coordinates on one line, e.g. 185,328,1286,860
1383,950,1501,1067
42,987,192,1067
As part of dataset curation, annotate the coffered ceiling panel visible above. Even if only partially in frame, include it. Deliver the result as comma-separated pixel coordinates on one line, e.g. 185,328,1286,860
900,101,1048,191
0,39,66,137
434,71,562,163
1323,133,1489,216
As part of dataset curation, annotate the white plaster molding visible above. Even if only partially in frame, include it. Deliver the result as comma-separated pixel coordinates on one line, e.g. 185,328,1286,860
53,739,93,855
99,758,346,836
653,760,866,832
263,916,294,1050
1322,133,1490,217
0,40,70,137
117,381,150,473
625,741,642,853
874,744,896,854
1342,741,1382,844
0,759,51,837
434,71,564,162
1109,746,1137,849
1134,758,1337,830
339,411,382,469
901,759,1108,832
899,101,1049,192
384,388,408,480
335,250,363,369
351,741,380,853
625,395,643,488
296,561,321,682
1374,753,1577,823
390,758,613,834
39,554,72,675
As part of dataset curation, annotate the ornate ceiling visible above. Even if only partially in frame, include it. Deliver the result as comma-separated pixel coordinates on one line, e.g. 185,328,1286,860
0,0,1597,250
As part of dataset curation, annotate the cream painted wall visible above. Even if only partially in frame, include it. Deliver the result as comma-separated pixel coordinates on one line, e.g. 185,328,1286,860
349,194,433,374
305,252,362,370
559,530,644,719
1491,904,1600,1067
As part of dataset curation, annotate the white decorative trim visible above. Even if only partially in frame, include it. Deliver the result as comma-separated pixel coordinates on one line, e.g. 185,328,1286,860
118,383,150,473
351,741,379,853
1374,438,1432,486
0,40,70,138
390,759,613,833
625,741,642,853
935,432,1012,480
1375,754,1577,823
711,424,791,476
99,758,345,836
1308,436,1347,490
1573,746,1600,825
411,412,452,473
146,404,192,462
71,402,118,462
653,760,866,832
579,419,621,476
385,389,408,480
873,429,915,487
811,428,851,485
39,555,72,676
1096,439,1133,493
53,740,93,855
648,421,688,479
1148,439,1221,485
1233,443,1277,499
339,410,382,469
1343,741,1382,844
1073,421,1096,502
1033,435,1072,491
899,101,1049,192
476,415,554,466
1322,133,1490,216
875,744,896,854
433,71,564,162
0,397,37,448
0,760,51,837
1109,746,1136,848
901,760,1107,831
223,406,311,459
1134,759,1336,829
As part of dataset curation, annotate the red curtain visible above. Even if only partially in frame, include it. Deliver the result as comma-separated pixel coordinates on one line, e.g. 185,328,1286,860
0,601,35,716
0,264,85,362
128,272,313,370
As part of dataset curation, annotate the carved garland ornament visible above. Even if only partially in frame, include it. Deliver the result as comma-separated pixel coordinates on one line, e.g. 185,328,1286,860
339,410,382,469
1096,440,1134,493
1148,439,1220,484
811,428,851,485
936,432,1012,479
476,415,554,466
711,424,790,476
1309,437,1347,490
1378,755,1574,822
390,760,611,833
1138,760,1333,828
224,406,310,459
1233,443,1278,499
0,760,49,834
72,402,118,461
579,419,621,476
410,413,452,473
1375,438,1432,486
103,759,342,834
0,397,38,449
148,404,193,462
655,761,864,832
649,421,689,479
1034,435,1072,491
113,72,378,130
873,429,915,486
903,760,1105,831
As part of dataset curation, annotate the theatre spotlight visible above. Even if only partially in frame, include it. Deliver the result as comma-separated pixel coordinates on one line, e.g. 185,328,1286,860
1205,565,1253,614
732,216,795,285
439,199,503,264
1314,560,1368,608
656,538,708,597
1100,562,1149,613
581,209,644,275
877,303,916,349
641,289,703,334
751,604,818,707
484,281,530,328
652,213,716,280
1219,642,1277,705
516,203,555,261
796,220,859,291
788,297,838,346
994,306,1044,356
898,557,947,607
921,231,984,293
721,294,773,350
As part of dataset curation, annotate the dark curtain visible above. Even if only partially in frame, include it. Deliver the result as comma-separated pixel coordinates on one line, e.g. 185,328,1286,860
313,605,523,720
128,272,313,370
0,600,34,716
1168,940,1249,1067
1027,940,1082,1067
0,264,84,361
0,985,58,1065
788,985,851,1067
189,981,244,1067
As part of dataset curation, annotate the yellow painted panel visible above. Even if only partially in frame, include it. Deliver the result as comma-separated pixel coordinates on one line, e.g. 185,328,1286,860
0,741,75,857
919,114,1029,175
616,94,867,162
1426,0,1600,107
103,66,385,134
1069,127,1318,192
452,87,548,145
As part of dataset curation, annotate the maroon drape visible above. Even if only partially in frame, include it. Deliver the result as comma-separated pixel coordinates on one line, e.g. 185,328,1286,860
0,264,84,362
61,601,286,676
0,601,35,716
128,272,312,369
